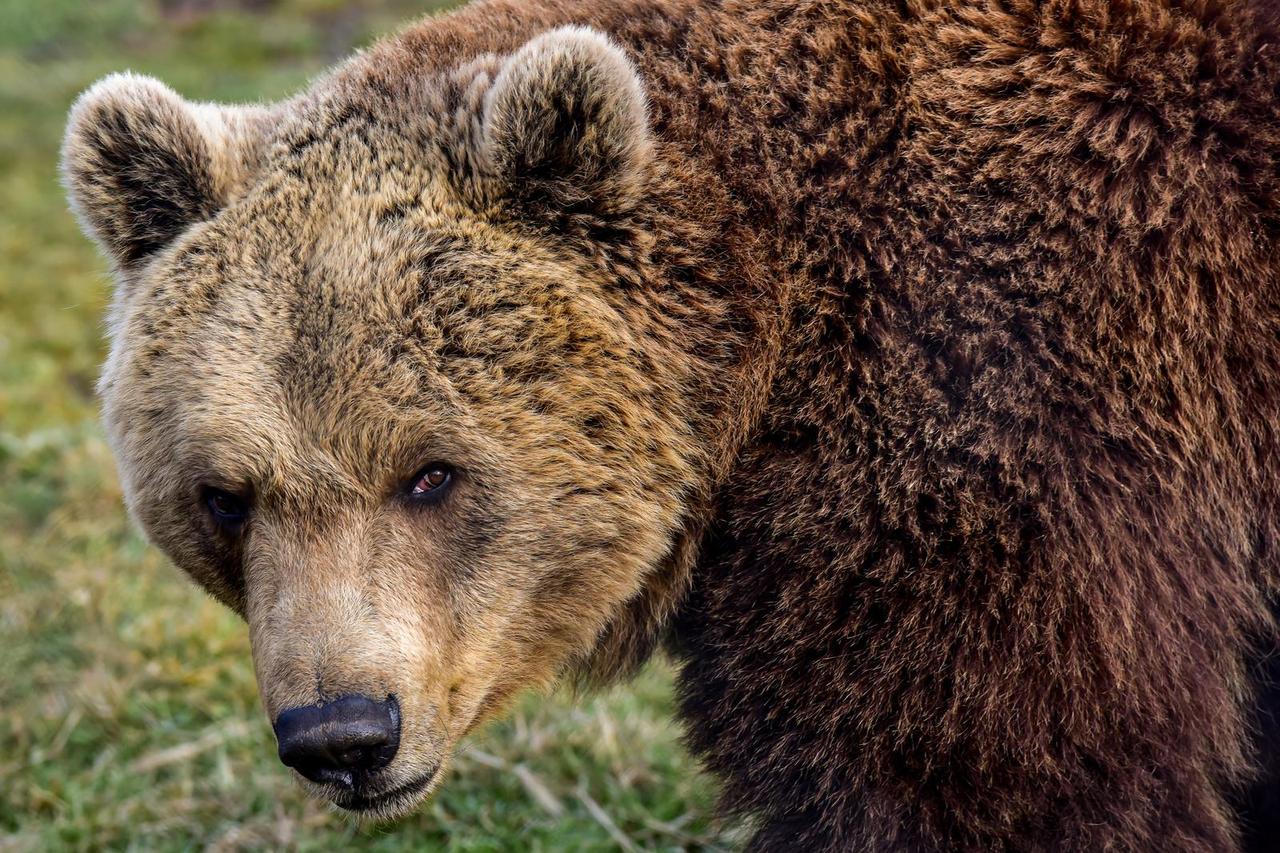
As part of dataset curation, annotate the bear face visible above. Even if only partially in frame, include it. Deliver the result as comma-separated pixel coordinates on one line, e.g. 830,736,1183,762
63,27,702,817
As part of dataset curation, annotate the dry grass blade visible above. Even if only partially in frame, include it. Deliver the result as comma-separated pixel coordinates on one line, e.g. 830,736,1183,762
128,721,252,774
461,748,507,770
462,748,566,818
513,764,566,817
0,834,39,853
576,784,639,853
641,813,715,847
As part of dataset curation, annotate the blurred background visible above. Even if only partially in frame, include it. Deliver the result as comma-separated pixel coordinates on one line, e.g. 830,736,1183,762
0,2,727,849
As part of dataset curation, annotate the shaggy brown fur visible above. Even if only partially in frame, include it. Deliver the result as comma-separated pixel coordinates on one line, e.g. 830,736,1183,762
62,0,1280,849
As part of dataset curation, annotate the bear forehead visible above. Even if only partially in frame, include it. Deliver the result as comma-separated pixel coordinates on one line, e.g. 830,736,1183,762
119,178,631,458
261,59,496,198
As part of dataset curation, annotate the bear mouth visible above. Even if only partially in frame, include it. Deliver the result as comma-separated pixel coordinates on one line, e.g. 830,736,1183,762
332,764,441,815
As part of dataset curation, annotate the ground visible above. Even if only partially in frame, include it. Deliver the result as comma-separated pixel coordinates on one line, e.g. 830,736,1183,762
0,2,730,849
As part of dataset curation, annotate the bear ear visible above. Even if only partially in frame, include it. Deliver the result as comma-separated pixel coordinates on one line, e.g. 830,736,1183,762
61,73,270,272
479,26,652,219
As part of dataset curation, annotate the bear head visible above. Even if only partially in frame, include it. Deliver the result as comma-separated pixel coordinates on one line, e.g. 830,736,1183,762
62,26,704,817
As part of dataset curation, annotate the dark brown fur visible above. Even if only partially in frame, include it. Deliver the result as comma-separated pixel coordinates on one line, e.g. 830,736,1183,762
63,0,1280,849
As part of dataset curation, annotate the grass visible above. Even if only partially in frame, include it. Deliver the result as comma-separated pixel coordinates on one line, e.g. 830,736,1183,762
0,2,729,849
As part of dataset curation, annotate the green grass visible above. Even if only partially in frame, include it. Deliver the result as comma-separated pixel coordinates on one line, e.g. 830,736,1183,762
0,2,729,849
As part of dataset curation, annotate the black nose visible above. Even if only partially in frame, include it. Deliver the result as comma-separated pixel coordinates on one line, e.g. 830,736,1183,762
273,694,400,789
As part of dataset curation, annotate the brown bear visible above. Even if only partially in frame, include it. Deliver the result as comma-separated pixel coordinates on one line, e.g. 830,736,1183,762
61,0,1280,849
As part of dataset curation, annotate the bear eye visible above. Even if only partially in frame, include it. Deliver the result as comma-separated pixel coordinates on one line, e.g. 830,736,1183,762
203,487,250,530
409,464,453,500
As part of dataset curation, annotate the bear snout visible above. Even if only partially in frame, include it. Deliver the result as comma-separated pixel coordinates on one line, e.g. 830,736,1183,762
273,694,401,791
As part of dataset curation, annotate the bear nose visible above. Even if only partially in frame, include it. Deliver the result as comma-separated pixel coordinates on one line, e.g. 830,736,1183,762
273,694,400,789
